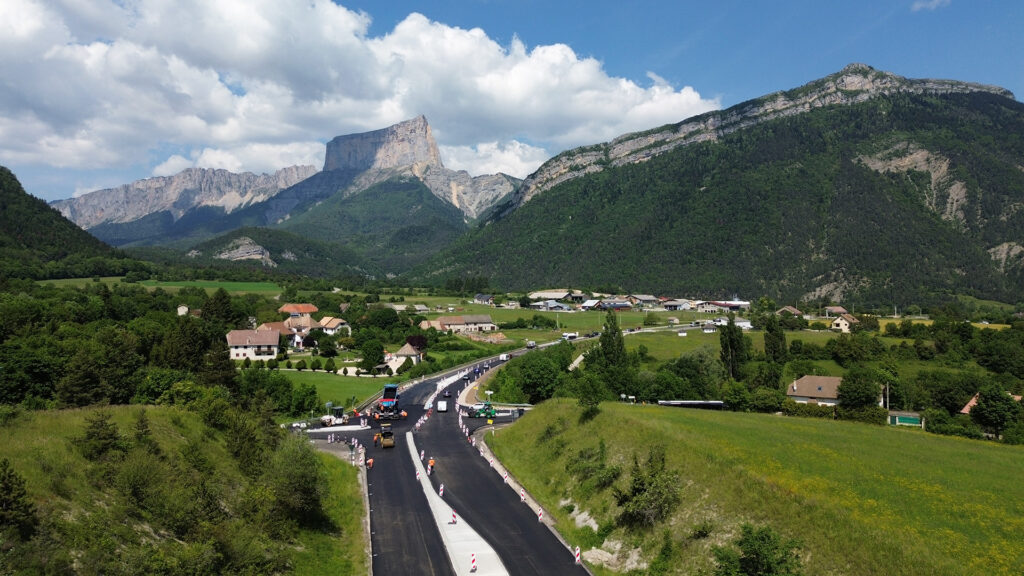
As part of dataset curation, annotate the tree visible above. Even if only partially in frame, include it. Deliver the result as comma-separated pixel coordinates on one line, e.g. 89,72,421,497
613,445,680,528
713,524,803,576
763,314,786,364
197,339,238,392
595,310,627,368
204,287,234,327
837,365,881,410
79,410,123,461
0,458,37,540
970,384,1021,437
720,315,750,380
359,340,385,371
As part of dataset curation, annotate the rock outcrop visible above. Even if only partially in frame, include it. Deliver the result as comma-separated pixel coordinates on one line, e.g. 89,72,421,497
54,165,318,230
324,115,442,172
510,64,1014,209
210,236,277,267
324,116,519,219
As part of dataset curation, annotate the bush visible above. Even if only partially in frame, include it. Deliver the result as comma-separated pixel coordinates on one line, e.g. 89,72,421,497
613,445,680,528
837,405,887,425
781,399,834,419
0,458,38,540
713,523,804,576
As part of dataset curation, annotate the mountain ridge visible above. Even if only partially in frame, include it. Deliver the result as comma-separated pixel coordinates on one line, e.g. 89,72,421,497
503,63,1015,212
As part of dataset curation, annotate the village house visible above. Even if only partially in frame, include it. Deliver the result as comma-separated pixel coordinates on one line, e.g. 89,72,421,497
601,299,633,311
530,300,572,311
278,303,318,316
413,304,430,314
580,299,603,311
663,299,693,311
226,329,280,360
776,306,804,317
629,294,660,308
959,392,1023,414
317,316,352,336
831,313,860,333
787,375,844,406
824,305,848,317
474,294,494,305
418,314,497,334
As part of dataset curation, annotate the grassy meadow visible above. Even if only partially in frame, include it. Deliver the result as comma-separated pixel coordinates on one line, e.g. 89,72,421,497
490,399,1024,576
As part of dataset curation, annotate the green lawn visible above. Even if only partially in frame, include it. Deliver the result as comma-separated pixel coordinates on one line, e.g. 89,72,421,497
491,400,1024,576
284,370,389,408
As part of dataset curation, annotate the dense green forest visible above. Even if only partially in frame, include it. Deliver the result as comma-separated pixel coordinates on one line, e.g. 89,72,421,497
418,92,1024,306
0,167,142,280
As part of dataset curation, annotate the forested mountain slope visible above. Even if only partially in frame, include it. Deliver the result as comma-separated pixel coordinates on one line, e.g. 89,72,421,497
418,90,1024,305
0,166,139,279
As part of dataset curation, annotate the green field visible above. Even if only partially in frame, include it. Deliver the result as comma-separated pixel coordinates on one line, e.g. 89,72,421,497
490,400,1024,576
283,370,391,409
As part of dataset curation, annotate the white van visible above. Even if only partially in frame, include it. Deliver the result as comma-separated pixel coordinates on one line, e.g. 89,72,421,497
437,400,448,412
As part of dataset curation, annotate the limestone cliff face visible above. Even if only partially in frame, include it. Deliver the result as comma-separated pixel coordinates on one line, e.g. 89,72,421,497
53,165,318,230
323,115,442,172
512,64,1015,208
325,116,518,219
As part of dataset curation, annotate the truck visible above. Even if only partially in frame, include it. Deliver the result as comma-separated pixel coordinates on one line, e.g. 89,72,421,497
561,332,579,340
379,423,395,448
377,384,401,420
498,353,510,361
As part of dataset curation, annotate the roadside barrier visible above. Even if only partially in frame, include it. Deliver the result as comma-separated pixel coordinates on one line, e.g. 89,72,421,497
416,471,420,482
471,553,477,572
520,488,525,502
537,509,543,522
452,510,458,524
503,471,508,484
575,546,581,564
439,483,444,497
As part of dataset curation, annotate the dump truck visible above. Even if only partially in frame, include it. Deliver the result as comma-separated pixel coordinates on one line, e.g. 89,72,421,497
379,423,395,448
377,383,401,419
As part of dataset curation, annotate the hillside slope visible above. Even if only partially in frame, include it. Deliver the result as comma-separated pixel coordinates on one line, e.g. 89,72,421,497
490,399,1024,575
0,166,138,279
0,406,366,574
419,88,1024,305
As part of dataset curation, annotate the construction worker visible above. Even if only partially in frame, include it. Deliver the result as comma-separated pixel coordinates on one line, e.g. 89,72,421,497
373,433,380,447
400,410,408,419
428,457,435,474
366,458,374,470
374,412,379,421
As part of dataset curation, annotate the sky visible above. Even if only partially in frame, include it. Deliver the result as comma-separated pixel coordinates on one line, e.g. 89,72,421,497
1,0,1021,202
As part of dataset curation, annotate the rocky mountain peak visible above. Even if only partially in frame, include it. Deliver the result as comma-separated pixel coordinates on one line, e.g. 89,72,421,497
323,115,442,172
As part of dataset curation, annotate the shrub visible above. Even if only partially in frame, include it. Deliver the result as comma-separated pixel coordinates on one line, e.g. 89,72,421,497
613,445,681,528
0,458,38,540
713,523,804,576
79,410,124,461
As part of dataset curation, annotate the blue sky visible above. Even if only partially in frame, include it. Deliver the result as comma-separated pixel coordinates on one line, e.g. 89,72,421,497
1,0,1020,201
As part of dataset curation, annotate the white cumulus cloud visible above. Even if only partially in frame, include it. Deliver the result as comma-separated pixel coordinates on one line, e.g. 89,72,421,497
0,0,719,199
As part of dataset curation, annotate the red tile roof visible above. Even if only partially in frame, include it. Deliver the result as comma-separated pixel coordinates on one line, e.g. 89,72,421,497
277,303,318,314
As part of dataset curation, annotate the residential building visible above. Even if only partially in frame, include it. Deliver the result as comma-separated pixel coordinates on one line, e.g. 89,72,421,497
530,300,572,311
824,305,848,317
418,315,497,333
831,313,859,333
318,316,351,336
663,299,693,311
278,303,318,315
226,329,280,360
787,375,843,406
959,392,1022,414
474,294,494,306
629,294,660,308
580,299,603,311
776,306,804,317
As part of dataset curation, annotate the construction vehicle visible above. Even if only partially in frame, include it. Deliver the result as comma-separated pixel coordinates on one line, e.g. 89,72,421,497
379,423,395,448
468,401,497,419
377,383,401,419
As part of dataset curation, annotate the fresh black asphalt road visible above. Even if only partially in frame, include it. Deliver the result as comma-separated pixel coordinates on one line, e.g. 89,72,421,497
313,362,589,575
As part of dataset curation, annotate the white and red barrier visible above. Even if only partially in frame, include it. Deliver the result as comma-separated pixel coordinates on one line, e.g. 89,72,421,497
470,552,477,572
520,488,525,502
537,509,543,522
439,483,444,497
416,471,420,481
451,510,458,524
575,546,581,564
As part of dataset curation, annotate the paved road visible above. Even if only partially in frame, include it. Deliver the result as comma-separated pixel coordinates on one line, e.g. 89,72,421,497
312,359,589,575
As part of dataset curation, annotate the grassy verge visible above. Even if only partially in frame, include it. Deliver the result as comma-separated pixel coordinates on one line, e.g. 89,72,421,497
283,370,389,408
490,399,1024,575
291,453,367,575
